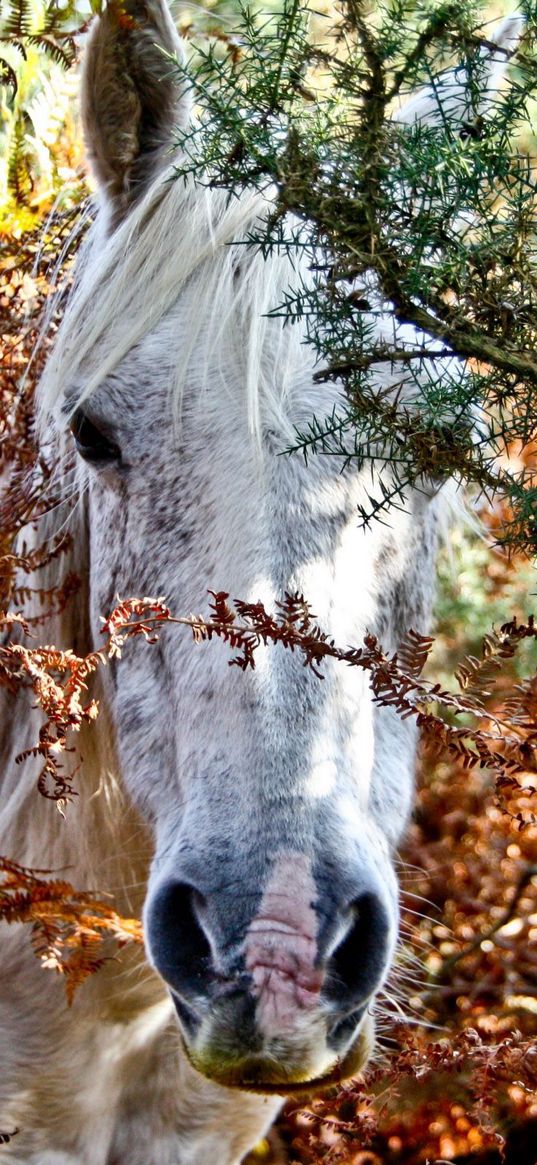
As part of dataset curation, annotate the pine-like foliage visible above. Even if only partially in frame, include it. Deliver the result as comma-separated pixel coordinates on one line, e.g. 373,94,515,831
173,0,537,548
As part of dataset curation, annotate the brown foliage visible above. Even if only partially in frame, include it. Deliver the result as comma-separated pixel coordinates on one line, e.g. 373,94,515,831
0,1128,18,1146
143,589,537,814
0,201,85,617
280,1030,537,1164
1,590,535,1004
6,587,536,808
0,857,142,1003
1,596,169,802
274,748,536,1163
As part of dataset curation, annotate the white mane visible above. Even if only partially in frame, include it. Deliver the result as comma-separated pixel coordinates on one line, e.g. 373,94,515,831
39,171,308,442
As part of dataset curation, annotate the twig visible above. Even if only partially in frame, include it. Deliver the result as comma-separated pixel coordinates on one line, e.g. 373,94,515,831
428,863,537,987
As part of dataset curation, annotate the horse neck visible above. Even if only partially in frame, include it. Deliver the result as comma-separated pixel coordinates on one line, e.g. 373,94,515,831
0,491,152,915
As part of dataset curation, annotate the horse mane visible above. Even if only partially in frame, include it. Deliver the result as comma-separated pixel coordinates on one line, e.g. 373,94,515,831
38,169,308,443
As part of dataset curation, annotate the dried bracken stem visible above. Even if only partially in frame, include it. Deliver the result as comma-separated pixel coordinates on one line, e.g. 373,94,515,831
104,592,537,806
0,1129,19,1146
2,592,536,812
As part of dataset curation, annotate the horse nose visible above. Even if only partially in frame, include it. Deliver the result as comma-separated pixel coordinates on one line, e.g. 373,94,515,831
146,881,215,1002
322,890,393,1016
146,877,394,1024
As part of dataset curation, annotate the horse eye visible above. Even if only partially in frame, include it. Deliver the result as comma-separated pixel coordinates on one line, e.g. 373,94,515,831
70,410,121,464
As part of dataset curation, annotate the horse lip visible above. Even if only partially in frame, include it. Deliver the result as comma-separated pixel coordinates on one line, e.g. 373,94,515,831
247,1022,373,1096
178,1017,373,1097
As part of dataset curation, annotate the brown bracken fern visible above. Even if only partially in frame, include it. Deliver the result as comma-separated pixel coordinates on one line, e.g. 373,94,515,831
2,591,536,810
0,857,142,1003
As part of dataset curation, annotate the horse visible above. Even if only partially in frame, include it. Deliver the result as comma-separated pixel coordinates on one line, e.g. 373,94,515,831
0,3,521,1162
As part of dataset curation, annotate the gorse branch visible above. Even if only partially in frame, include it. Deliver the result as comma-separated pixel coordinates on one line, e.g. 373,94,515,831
173,0,537,547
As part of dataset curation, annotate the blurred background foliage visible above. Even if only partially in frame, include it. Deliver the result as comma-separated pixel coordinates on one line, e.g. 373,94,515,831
0,3,536,1163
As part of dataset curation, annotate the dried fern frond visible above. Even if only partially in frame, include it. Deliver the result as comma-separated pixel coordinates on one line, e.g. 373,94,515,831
284,1027,537,1165
3,593,535,815
0,857,142,1002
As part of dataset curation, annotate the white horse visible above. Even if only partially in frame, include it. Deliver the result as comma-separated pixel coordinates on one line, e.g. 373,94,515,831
0,4,521,1162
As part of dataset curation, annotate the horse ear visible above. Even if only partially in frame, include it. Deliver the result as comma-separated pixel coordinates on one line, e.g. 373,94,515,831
81,0,190,220
394,13,524,127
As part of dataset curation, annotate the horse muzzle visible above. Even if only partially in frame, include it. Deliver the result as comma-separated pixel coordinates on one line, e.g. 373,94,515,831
145,853,396,1093
179,1001,376,1094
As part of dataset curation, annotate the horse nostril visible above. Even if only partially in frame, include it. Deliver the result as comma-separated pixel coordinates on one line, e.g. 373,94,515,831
326,892,392,1011
147,881,213,999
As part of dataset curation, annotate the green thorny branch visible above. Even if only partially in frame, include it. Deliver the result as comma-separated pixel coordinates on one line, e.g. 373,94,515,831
172,0,537,549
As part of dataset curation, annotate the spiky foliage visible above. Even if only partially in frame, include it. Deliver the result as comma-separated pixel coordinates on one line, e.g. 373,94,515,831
173,0,537,549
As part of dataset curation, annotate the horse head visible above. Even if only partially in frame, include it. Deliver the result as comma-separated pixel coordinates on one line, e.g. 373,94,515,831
37,0,521,1099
